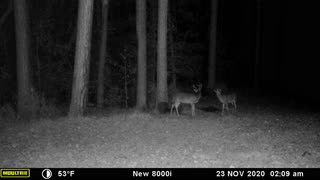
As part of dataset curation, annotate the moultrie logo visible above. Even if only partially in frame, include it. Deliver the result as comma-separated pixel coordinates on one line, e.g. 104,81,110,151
0,168,30,178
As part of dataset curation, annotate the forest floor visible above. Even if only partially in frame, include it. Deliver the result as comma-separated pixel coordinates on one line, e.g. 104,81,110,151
1,95,320,168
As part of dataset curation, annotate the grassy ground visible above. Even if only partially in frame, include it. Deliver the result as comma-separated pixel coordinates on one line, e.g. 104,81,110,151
1,96,320,168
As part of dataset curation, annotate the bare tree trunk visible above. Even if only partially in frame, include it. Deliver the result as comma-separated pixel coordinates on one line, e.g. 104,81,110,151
157,0,169,110
207,0,219,90
145,0,157,109
168,0,177,91
69,0,94,117
152,1,158,108
14,0,33,119
169,33,176,89
136,0,147,110
97,0,109,108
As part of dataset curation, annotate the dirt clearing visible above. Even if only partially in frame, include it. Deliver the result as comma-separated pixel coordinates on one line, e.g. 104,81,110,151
1,103,320,168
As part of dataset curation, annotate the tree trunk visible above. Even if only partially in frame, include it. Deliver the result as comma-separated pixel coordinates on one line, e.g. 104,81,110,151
151,0,157,108
157,0,168,106
97,0,109,108
169,2,176,91
169,28,176,90
69,0,94,117
207,0,219,90
14,0,33,119
136,0,147,110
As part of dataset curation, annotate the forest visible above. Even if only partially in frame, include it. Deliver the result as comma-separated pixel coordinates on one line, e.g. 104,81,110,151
0,0,319,117
0,0,320,169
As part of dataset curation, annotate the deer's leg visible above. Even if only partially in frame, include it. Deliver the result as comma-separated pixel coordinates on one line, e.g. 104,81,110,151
170,104,174,114
175,103,180,116
222,104,225,115
234,101,237,112
191,103,195,116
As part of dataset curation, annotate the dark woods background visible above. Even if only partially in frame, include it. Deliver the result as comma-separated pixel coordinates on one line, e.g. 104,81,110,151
0,0,319,113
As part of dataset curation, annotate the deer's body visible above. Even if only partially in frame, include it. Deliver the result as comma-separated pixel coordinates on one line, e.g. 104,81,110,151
171,84,202,116
214,89,237,115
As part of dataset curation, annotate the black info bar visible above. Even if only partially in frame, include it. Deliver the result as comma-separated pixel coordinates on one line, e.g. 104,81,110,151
0,168,319,179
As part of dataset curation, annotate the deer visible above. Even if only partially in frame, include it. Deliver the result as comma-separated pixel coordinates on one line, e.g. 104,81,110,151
170,83,202,117
214,88,237,115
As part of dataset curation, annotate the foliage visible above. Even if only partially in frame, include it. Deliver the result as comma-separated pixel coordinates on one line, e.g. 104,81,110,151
0,104,16,120
29,1,76,104
172,41,206,82
104,86,123,107
0,66,14,105
118,46,137,107
98,44,137,108
24,88,63,119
